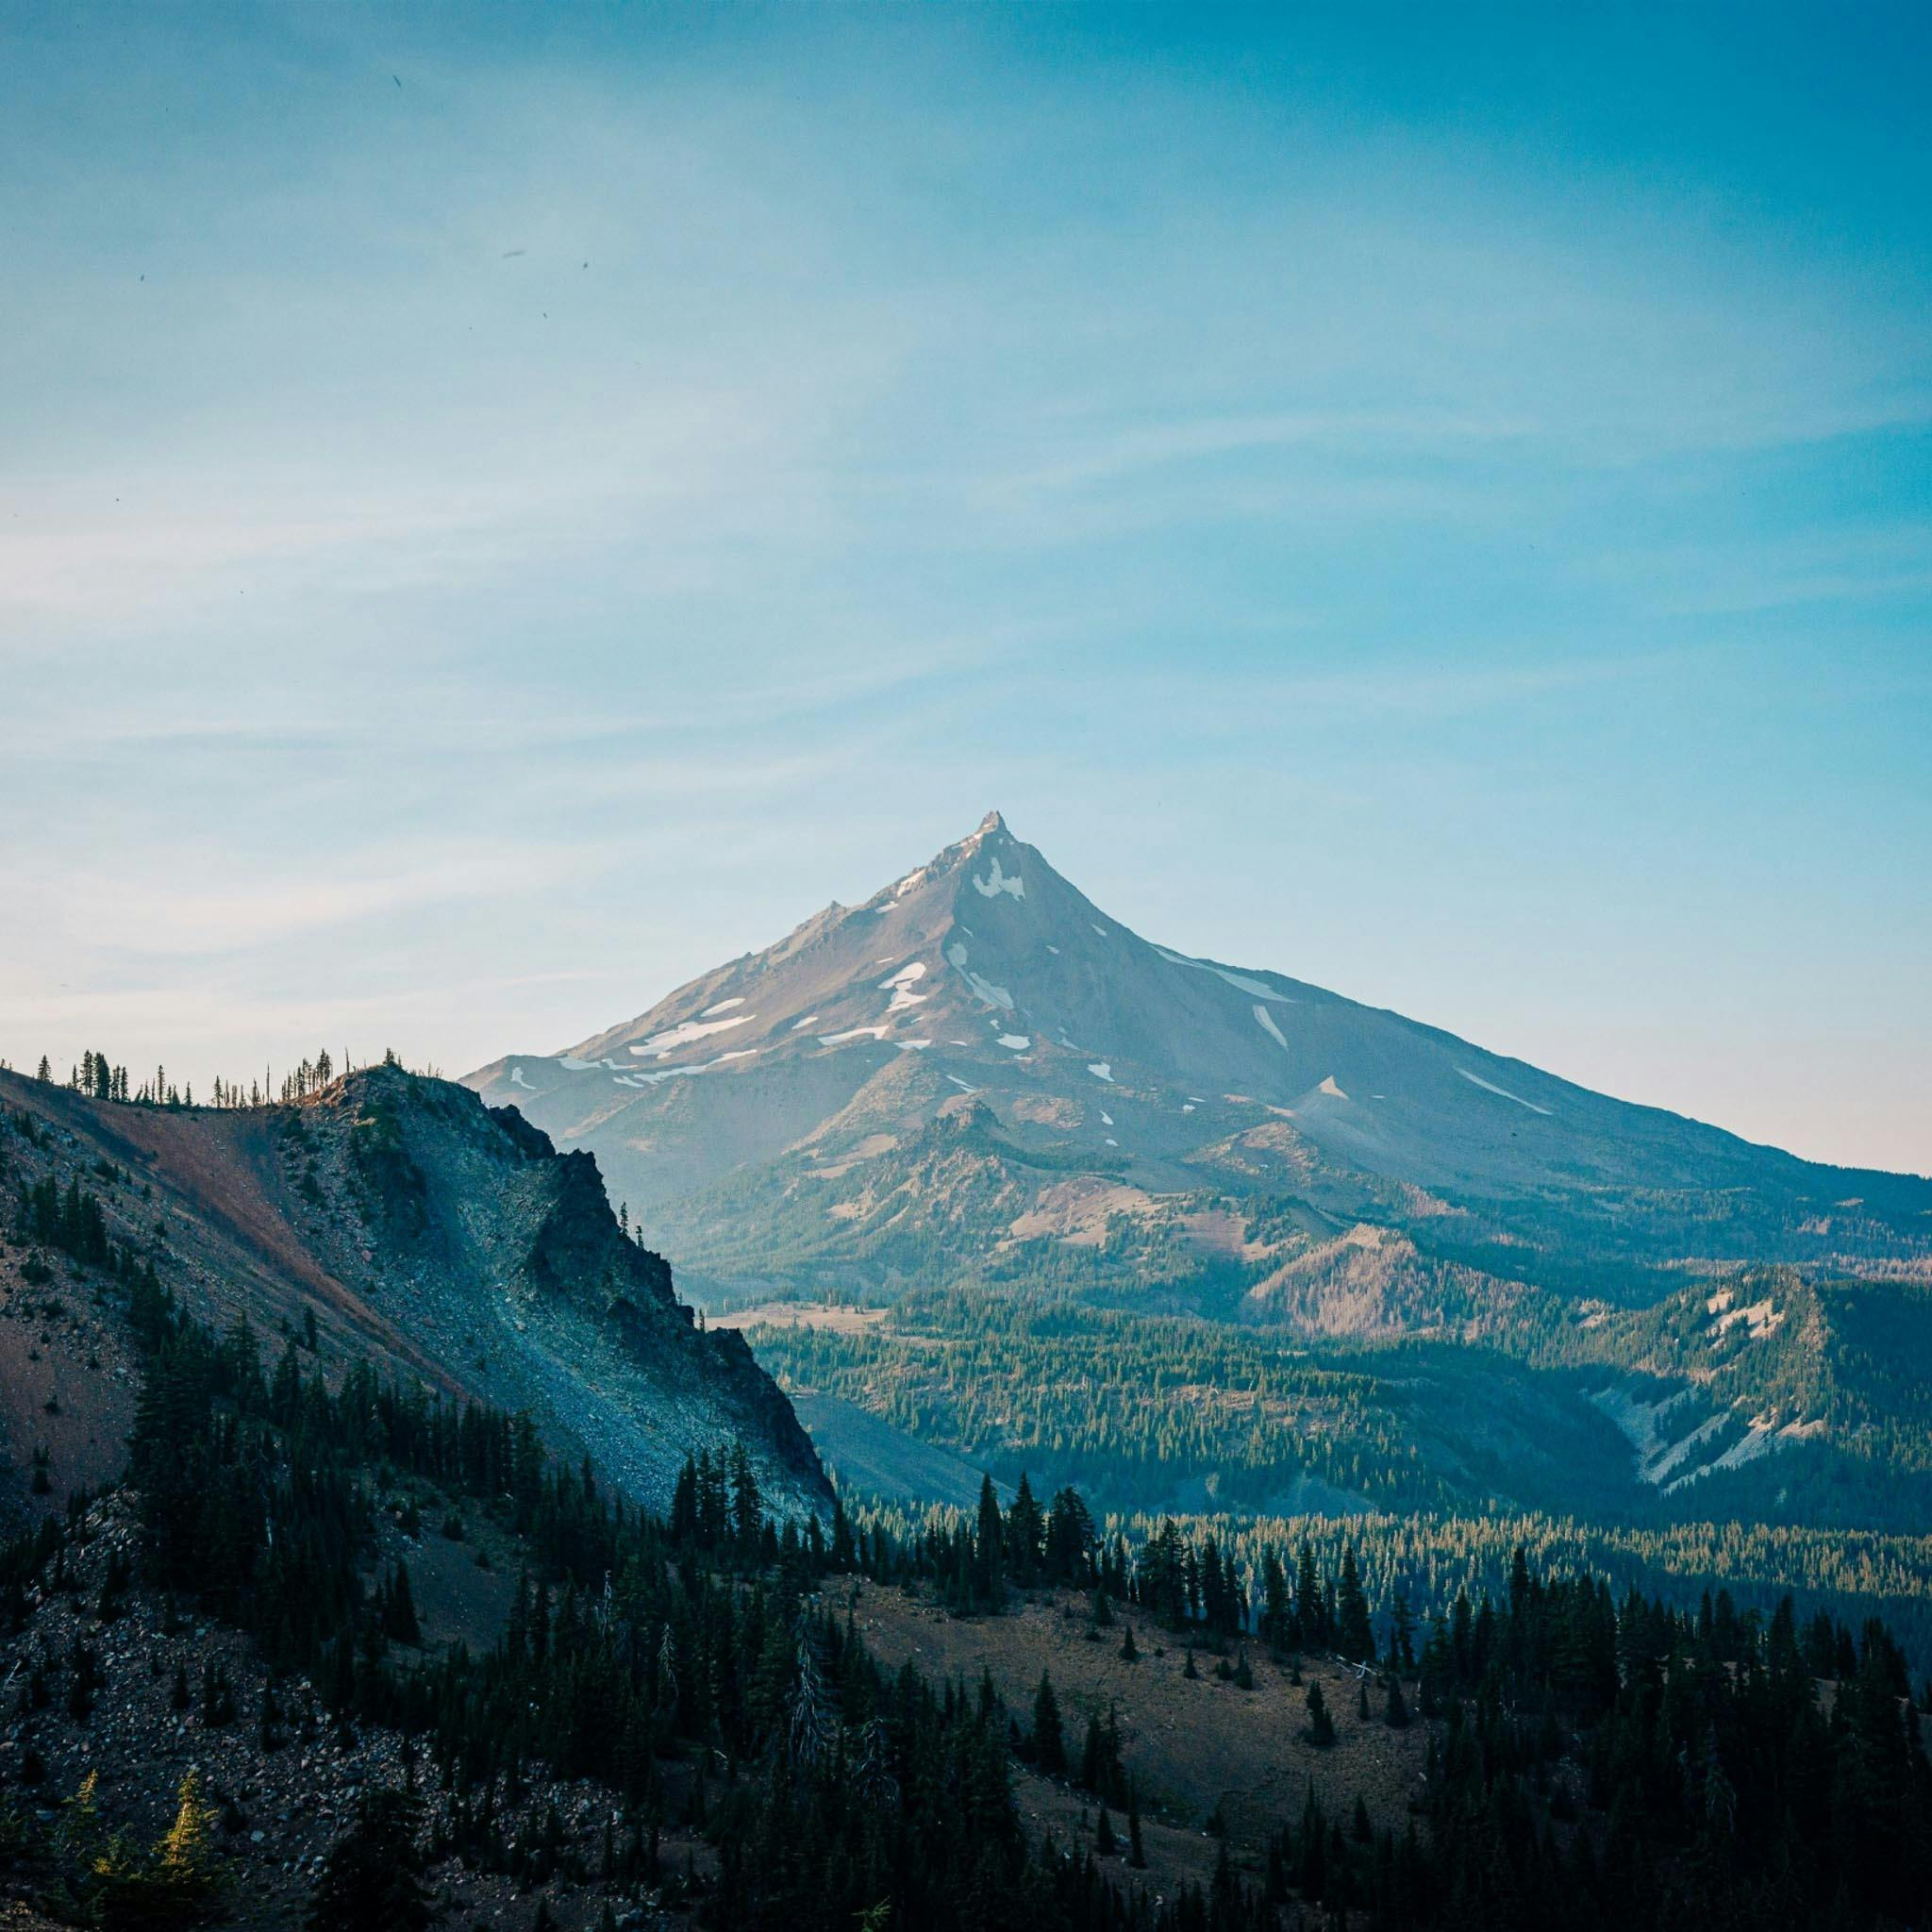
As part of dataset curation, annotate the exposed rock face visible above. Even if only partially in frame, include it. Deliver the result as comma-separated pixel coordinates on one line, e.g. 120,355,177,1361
0,1064,831,1521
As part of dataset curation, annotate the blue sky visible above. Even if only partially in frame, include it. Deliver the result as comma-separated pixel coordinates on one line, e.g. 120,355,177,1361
4,3,1928,1173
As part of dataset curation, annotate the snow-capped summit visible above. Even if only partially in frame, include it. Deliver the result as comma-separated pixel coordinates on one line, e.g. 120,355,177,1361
467,814,1932,1302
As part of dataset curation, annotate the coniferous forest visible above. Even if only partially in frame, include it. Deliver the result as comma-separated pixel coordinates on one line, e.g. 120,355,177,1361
4,1063,1932,1929
0,1264,1925,1928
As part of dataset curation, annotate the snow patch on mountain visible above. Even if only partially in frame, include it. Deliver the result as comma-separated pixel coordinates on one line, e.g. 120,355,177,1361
1254,1006,1290,1051
944,941,1014,1010
972,857,1025,900
1457,1069,1553,1115
880,961,929,1012
632,1013,755,1058
1088,1063,1114,1082
702,997,746,1016
1155,945,1296,1004
617,1049,758,1086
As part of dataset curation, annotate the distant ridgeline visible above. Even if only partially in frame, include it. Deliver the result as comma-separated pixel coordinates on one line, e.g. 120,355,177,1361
29,1042,356,1108
741,1276,1932,1535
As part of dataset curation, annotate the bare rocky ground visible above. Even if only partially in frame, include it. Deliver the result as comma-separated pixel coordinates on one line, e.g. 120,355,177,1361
0,1496,708,1931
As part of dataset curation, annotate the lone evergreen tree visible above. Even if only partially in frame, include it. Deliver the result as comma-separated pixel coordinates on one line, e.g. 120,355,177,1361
974,1474,1004,1609
1305,1678,1336,1746
1032,1670,1067,1774
156,1769,223,1898
308,1786,433,1931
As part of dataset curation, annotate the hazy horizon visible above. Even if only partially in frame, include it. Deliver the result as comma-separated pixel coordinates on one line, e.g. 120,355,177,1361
5,4,1928,1174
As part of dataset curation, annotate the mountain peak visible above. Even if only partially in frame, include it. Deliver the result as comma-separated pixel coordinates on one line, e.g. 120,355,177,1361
940,808,1010,866
474,812,1932,1285
884,808,1029,904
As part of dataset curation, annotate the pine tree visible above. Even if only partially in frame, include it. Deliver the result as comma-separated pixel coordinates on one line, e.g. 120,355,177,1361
1032,1670,1067,1774
1006,1472,1044,1585
1295,1539,1324,1647
156,1768,224,1899
383,1561,421,1644
1338,1542,1374,1662
1095,1804,1116,1856
1261,1548,1291,1652
729,1441,763,1549
1386,1674,1409,1728
1305,1679,1336,1746
974,1474,1004,1609
1080,1711,1104,1791
308,1786,433,1930
1390,1587,1417,1672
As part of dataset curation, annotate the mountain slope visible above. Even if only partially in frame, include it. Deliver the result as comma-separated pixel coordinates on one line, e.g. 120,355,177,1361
0,1063,830,1521
469,810,1931,1303
465,812,1932,1521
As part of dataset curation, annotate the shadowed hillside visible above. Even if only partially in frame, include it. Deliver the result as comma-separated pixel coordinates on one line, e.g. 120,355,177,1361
0,1062,829,1522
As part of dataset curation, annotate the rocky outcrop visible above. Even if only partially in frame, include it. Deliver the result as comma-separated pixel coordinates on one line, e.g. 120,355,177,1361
0,1064,832,1523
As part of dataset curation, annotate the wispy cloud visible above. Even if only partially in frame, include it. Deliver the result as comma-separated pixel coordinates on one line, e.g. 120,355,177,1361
1,6,1926,1169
